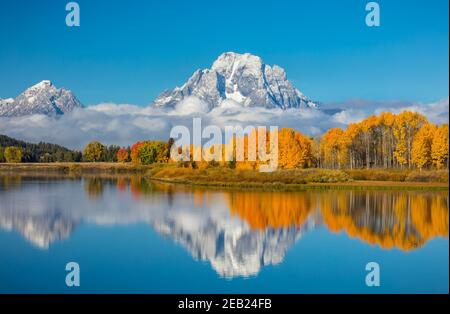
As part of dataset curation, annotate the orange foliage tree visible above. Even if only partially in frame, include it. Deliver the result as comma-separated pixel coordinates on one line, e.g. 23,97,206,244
116,147,129,163
320,128,346,169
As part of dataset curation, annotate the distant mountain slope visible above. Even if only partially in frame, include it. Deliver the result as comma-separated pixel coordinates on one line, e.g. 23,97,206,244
0,80,83,117
0,134,81,162
151,52,318,110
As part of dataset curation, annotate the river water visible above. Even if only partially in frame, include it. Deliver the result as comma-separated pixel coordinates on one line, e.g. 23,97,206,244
0,175,448,293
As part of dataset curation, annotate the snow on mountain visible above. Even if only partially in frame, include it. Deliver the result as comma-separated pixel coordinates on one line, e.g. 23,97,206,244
0,80,83,117
1,54,317,118
0,97,14,105
0,97,14,111
151,52,318,110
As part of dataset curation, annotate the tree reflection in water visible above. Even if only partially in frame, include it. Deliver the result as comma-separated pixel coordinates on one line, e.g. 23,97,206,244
0,175,448,278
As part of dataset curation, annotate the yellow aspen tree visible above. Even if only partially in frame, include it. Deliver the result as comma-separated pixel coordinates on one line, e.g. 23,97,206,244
378,112,396,168
343,123,360,169
393,111,426,168
320,128,345,169
431,124,449,169
337,130,351,168
277,128,302,168
412,123,437,170
310,137,321,168
295,132,313,168
236,132,258,170
359,115,378,169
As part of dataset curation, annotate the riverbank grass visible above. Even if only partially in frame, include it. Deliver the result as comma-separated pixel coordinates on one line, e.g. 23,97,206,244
0,163,448,190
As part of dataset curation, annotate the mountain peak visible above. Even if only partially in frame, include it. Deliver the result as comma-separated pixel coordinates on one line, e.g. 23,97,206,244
152,52,317,110
24,80,55,97
211,52,262,72
0,81,83,117
32,80,53,88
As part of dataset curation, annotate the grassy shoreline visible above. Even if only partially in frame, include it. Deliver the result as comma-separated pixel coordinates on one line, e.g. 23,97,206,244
150,177,449,191
0,162,448,191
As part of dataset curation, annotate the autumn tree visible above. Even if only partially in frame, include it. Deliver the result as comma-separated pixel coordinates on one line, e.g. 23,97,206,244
316,110,442,170
412,123,437,170
83,141,106,162
431,123,449,169
235,134,257,170
116,147,129,163
343,123,359,169
4,146,22,163
320,128,346,169
138,141,168,164
378,112,396,168
359,115,378,169
393,111,426,168
112,110,445,171
310,137,321,168
130,140,171,164
339,116,379,169
295,132,313,168
130,141,144,164
277,128,312,169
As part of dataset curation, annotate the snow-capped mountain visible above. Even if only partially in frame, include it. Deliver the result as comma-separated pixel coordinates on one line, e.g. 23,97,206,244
0,80,83,117
1,54,316,117
152,52,318,110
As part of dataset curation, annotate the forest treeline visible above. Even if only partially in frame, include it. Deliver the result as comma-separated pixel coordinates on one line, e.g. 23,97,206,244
318,111,449,170
0,135,118,163
1,110,448,170
0,135,82,163
166,110,448,171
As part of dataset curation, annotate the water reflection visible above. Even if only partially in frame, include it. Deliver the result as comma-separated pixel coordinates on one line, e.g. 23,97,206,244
0,175,448,278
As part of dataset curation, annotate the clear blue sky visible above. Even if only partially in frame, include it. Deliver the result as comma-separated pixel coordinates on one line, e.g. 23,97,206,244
0,0,448,106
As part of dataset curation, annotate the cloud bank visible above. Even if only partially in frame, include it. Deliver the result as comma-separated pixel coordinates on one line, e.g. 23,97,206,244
0,97,447,150
324,98,449,125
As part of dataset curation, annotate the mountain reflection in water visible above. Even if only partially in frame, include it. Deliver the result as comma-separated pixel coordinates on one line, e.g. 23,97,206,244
0,175,448,278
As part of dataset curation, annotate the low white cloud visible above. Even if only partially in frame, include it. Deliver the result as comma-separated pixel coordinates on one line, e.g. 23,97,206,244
326,98,449,125
374,98,449,125
331,109,367,125
0,98,447,150
171,96,210,116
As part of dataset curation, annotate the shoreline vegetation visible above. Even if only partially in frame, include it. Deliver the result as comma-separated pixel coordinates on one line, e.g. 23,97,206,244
1,110,448,191
0,162,448,191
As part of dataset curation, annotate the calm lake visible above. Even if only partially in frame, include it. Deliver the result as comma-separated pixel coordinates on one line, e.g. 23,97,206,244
0,175,448,293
